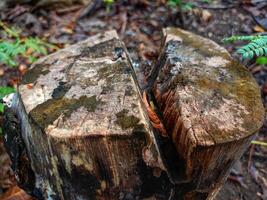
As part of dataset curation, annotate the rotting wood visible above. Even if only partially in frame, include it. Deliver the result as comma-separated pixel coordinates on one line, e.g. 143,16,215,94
151,27,265,199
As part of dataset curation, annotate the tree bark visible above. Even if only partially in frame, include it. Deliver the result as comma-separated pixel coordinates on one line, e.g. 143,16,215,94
3,29,265,200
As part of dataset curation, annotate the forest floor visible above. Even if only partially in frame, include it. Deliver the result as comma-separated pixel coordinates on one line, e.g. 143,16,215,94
0,0,267,200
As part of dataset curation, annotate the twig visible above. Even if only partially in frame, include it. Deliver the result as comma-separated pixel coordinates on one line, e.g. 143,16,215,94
251,140,267,147
56,5,82,15
78,0,103,19
192,2,239,10
247,144,255,171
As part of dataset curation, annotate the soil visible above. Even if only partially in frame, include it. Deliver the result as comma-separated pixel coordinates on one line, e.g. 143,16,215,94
0,0,267,199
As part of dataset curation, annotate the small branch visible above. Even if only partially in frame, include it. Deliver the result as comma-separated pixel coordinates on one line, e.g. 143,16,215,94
192,2,239,10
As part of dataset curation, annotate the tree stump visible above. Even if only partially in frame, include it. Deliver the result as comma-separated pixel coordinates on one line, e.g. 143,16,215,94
151,28,265,199
3,31,172,200
3,29,265,200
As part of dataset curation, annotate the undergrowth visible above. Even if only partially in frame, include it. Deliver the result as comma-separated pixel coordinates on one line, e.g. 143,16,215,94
167,0,194,11
104,0,115,12
0,21,57,67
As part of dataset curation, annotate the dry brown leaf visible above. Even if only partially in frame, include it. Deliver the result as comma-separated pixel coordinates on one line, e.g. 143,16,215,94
202,10,212,22
143,91,168,137
253,25,265,33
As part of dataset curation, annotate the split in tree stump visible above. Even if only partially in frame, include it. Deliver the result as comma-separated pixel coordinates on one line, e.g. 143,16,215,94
3,28,265,200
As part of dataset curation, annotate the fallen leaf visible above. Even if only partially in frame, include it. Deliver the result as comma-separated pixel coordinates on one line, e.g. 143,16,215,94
26,84,34,89
0,68,4,76
253,25,265,33
202,10,212,22
18,65,27,75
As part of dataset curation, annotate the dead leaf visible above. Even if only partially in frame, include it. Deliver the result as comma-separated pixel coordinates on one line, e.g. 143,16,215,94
202,10,212,22
26,84,34,89
0,68,4,76
253,25,265,33
18,65,27,75
143,91,168,137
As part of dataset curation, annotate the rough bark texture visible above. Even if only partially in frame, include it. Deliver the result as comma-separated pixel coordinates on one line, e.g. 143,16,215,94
3,28,265,200
152,27,265,199
3,31,173,200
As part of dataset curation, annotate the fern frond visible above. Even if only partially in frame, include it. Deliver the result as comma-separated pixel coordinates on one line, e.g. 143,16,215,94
0,21,20,38
236,37,267,59
223,35,265,43
0,22,57,67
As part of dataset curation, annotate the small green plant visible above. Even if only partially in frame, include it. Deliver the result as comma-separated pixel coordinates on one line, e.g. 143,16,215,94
0,86,15,135
0,21,57,67
104,0,114,12
223,35,267,62
201,0,211,3
0,86,14,113
167,0,194,11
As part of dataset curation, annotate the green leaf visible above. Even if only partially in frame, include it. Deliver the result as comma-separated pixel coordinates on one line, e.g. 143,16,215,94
256,56,267,65
0,86,15,99
28,55,37,63
0,22,57,68
182,3,193,11
0,103,4,113
0,86,15,113
168,0,182,7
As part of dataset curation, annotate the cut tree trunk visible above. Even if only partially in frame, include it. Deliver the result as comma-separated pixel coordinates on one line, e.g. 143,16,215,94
3,31,171,200
3,29,265,200
150,27,265,199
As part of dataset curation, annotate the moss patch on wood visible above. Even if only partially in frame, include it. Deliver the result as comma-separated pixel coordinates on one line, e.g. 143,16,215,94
115,109,140,130
21,63,50,84
30,95,99,129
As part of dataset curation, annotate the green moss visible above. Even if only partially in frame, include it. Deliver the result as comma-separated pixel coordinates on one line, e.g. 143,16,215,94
97,61,127,84
30,95,99,129
21,63,50,84
115,109,140,130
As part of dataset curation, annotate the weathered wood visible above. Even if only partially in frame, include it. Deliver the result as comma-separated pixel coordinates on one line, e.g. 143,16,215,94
151,27,265,199
3,30,174,200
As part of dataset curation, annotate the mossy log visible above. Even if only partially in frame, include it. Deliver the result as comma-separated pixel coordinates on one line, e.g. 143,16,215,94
151,27,265,199
3,29,265,200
